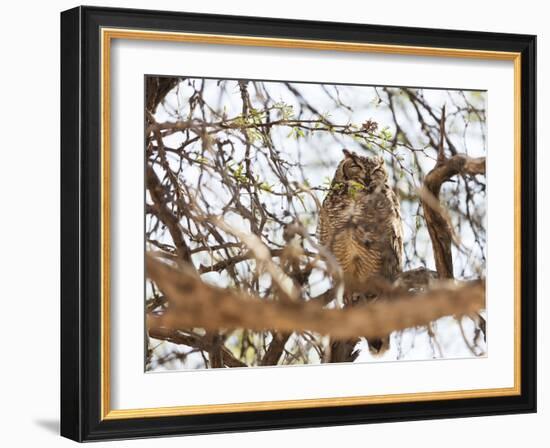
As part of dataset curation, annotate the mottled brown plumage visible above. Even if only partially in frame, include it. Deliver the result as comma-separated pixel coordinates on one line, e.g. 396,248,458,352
318,149,403,357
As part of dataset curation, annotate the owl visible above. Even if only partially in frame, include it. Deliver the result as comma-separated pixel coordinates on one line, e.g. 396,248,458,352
318,149,403,357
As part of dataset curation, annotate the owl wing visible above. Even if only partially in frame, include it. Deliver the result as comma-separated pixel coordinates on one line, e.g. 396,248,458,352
388,188,404,277
317,195,331,247
359,187,403,280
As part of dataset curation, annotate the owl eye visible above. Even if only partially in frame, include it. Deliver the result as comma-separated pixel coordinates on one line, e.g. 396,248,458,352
343,164,360,178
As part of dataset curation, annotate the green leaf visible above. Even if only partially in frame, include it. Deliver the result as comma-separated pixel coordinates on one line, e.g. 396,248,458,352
259,182,273,193
348,180,365,199
287,126,306,140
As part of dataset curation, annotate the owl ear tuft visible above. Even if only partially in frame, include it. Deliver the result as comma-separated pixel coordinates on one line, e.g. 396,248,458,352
342,149,353,159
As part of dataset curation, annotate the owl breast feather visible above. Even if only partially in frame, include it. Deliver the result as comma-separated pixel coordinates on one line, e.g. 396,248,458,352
320,188,399,282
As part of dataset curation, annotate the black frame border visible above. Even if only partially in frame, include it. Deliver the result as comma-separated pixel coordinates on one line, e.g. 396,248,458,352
61,6,536,442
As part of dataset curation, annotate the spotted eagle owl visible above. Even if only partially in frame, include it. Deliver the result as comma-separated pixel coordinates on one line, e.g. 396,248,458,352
318,149,403,358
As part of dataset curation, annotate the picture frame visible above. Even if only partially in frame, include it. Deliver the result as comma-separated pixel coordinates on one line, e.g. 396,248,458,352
60,5,537,441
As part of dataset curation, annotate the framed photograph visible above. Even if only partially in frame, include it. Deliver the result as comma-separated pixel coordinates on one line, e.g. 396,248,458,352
60,6,536,441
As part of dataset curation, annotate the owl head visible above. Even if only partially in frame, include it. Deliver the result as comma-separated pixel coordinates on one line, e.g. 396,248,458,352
332,149,387,188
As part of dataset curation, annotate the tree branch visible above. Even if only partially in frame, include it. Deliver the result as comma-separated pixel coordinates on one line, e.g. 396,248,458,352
148,326,246,368
259,332,291,366
146,165,193,263
146,255,485,341
422,154,486,278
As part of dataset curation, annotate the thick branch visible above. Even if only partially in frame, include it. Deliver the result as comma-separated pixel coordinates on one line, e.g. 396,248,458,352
146,76,179,114
259,333,291,366
422,154,485,278
146,255,485,341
